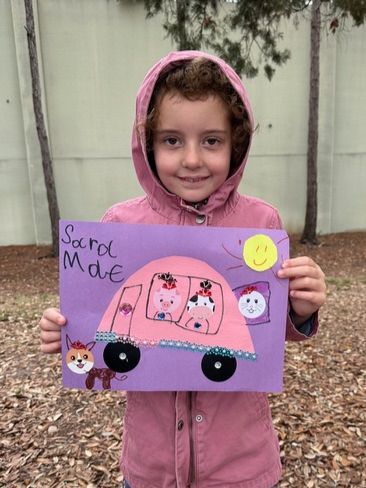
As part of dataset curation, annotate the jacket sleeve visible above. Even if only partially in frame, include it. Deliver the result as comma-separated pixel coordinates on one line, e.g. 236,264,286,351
269,208,319,342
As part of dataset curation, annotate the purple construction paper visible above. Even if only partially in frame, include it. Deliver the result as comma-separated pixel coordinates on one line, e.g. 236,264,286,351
60,220,289,392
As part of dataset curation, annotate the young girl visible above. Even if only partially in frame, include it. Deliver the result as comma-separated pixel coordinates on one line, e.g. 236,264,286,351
40,51,326,488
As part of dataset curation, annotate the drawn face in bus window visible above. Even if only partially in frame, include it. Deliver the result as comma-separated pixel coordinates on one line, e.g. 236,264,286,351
187,279,215,325
153,272,182,319
187,294,215,321
153,286,182,313
238,289,267,320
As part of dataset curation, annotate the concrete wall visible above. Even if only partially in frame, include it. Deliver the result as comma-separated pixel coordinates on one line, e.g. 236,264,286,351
1,0,365,245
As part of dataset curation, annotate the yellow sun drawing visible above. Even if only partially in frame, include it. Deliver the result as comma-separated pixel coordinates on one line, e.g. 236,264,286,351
243,234,278,272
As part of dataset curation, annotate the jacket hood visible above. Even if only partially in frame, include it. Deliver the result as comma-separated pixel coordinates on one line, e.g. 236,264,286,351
131,50,254,217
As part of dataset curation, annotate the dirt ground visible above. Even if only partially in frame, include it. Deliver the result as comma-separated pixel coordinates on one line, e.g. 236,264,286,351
0,232,365,487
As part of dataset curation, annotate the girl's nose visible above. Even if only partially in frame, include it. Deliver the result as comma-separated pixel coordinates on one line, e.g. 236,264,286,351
182,143,202,169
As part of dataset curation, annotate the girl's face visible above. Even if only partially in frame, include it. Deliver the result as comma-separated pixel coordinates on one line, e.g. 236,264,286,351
152,92,232,203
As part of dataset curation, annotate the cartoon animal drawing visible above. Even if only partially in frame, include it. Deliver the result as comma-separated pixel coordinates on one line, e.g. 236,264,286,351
85,368,127,390
185,280,215,332
238,285,267,320
65,335,95,374
65,335,127,389
233,282,271,325
153,272,181,320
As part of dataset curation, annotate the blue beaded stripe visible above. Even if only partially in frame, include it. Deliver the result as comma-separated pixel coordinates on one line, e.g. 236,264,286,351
95,332,148,347
95,331,117,342
95,333,257,361
159,340,257,361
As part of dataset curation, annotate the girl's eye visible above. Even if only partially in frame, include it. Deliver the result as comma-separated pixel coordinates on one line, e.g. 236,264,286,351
164,137,179,146
205,137,220,146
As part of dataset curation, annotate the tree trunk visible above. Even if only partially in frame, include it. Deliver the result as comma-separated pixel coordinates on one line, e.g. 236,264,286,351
301,0,321,245
24,0,60,256
176,0,188,49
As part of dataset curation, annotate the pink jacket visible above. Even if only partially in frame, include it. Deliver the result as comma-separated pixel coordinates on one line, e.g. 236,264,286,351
102,51,317,488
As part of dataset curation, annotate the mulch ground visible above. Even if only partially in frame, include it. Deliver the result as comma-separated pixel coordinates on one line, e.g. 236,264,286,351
0,232,365,487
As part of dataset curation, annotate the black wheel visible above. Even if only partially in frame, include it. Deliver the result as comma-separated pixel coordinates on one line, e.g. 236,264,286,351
201,353,237,382
103,342,141,373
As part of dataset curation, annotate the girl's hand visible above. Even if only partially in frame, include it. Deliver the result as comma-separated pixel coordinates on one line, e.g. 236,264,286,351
39,307,67,354
277,256,326,325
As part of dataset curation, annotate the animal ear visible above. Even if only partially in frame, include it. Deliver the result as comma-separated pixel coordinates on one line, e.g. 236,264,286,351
86,341,96,351
66,334,72,350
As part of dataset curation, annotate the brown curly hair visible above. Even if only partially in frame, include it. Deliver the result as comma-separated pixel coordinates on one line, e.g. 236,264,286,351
145,58,252,175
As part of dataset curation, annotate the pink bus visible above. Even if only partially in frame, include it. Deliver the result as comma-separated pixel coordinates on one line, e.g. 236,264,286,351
96,256,256,382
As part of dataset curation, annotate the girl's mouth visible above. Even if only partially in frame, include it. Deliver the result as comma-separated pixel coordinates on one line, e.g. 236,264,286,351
179,176,208,183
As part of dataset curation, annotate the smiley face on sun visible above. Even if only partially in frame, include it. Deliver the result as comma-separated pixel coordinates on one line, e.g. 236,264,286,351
243,234,278,272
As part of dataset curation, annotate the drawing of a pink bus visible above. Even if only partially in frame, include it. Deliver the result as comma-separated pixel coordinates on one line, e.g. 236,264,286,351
95,256,256,382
